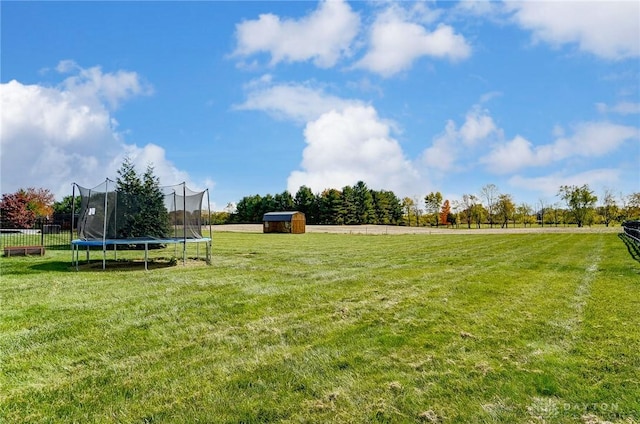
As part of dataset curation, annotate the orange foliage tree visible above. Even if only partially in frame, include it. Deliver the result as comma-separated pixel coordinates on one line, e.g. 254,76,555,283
439,199,451,225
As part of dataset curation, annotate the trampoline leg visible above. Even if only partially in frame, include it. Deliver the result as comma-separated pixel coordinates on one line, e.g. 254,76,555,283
145,243,148,271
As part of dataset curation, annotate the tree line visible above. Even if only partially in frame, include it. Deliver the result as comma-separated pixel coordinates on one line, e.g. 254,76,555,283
2,179,640,230
228,182,640,228
231,181,404,225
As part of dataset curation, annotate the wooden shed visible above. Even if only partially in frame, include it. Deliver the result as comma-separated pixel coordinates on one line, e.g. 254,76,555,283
263,211,306,234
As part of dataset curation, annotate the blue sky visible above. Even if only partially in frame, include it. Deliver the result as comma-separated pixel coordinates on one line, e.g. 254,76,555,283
1,1,639,211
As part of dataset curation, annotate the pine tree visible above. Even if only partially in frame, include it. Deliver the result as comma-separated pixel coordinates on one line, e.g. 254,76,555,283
353,181,375,224
115,158,169,239
140,164,170,238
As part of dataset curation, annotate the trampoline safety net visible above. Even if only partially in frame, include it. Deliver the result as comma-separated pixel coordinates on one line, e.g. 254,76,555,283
75,180,206,241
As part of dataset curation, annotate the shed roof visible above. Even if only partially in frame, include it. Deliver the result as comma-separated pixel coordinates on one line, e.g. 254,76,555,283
263,211,303,222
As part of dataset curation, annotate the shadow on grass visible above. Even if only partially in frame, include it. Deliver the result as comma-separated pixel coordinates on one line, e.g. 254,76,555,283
30,261,74,272
618,233,640,263
0,260,74,275
73,259,178,272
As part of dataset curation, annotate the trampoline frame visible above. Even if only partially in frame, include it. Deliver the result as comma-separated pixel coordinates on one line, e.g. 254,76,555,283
71,237,212,270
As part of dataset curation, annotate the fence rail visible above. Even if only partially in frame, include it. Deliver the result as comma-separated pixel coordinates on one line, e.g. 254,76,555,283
622,220,640,244
1,217,74,250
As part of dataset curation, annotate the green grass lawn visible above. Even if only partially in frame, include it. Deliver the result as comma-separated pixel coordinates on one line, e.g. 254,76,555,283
1,232,639,423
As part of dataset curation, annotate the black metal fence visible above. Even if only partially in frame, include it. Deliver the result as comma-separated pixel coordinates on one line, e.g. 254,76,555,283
622,220,640,244
1,215,75,250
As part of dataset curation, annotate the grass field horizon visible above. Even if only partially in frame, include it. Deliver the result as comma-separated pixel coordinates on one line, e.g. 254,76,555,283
1,231,639,423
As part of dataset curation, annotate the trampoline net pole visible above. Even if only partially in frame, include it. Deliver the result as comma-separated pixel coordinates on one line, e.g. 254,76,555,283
102,179,108,270
71,183,76,263
183,183,186,265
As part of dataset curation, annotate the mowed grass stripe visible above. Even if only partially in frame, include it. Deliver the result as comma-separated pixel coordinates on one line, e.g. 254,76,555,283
1,232,638,423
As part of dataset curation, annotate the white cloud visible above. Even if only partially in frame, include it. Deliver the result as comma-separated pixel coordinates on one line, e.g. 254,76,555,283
509,169,622,199
233,0,360,68
421,120,459,172
0,62,196,199
235,78,362,123
56,59,153,109
459,106,500,146
596,101,640,115
454,0,505,19
420,105,500,171
354,5,471,77
287,105,420,195
480,122,639,174
509,1,640,60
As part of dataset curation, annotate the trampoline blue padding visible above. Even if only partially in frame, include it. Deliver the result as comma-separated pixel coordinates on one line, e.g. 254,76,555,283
71,237,212,270
72,237,210,246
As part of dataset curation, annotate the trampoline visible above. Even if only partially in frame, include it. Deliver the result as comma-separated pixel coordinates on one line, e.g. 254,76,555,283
71,179,212,270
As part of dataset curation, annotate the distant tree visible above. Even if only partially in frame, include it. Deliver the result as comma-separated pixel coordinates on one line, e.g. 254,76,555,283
451,200,462,229
352,181,375,224
53,195,77,214
471,203,487,229
1,190,35,228
480,184,499,228
538,198,547,227
598,188,618,227
460,194,478,229
0,187,54,228
233,194,263,223
319,188,343,224
424,191,443,227
496,193,515,228
558,184,598,227
627,192,640,220
402,197,415,226
294,186,319,224
341,186,358,225
275,191,295,211
439,200,451,225
412,196,424,226
517,203,534,228
371,190,390,224
261,194,277,215
551,202,564,227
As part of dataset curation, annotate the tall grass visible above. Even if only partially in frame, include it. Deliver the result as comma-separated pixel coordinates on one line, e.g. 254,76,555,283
1,232,638,423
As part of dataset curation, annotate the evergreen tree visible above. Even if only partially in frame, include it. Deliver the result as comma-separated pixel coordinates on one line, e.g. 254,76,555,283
275,191,295,211
372,190,390,224
319,189,343,224
353,181,375,224
294,186,319,224
261,194,276,216
116,157,143,238
140,164,170,238
341,186,358,224
115,158,169,238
